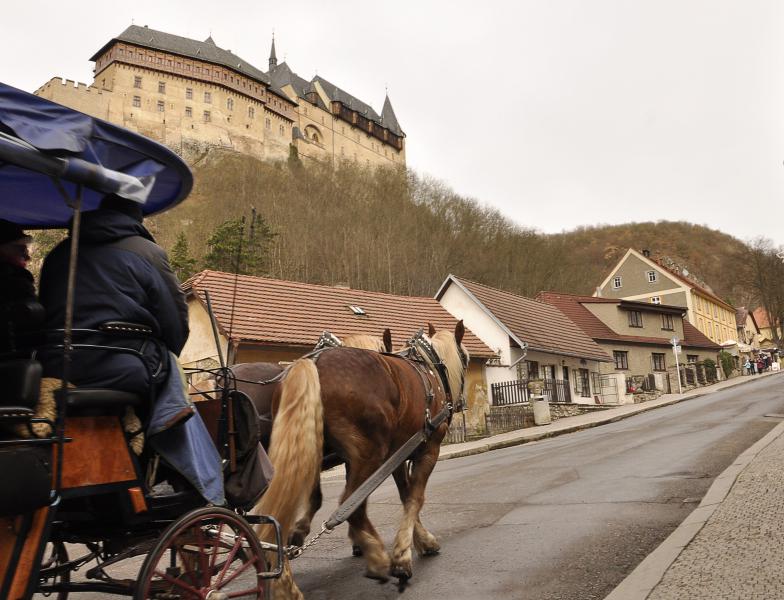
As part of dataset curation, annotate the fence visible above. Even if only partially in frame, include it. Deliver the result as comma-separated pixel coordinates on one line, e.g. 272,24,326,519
490,378,572,406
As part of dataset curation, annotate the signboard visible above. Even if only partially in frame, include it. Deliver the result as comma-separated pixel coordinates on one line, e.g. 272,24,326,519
673,345,682,354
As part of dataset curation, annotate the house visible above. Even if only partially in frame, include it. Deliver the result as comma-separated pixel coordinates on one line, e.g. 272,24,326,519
595,249,736,345
539,292,722,399
751,307,781,350
731,307,762,363
435,275,614,405
180,270,495,429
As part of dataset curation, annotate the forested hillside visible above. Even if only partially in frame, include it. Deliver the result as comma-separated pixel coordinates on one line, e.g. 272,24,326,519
150,149,754,305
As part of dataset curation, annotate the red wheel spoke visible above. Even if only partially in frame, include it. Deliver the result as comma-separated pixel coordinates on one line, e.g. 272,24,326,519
215,550,256,589
153,568,204,598
226,584,265,598
175,543,202,588
210,522,226,571
194,525,211,588
215,531,246,586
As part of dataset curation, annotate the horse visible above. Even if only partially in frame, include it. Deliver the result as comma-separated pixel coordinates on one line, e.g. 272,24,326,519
253,321,468,599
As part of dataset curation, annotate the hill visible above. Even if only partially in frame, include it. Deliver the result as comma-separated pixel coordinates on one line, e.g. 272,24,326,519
151,149,752,305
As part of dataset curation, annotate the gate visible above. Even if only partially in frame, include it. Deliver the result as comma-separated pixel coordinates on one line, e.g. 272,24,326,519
599,374,619,404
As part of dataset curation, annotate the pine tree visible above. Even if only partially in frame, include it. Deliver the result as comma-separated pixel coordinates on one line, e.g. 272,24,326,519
202,211,276,275
169,231,197,281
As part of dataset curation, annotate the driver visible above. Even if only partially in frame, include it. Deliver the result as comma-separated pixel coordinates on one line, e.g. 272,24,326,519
38,194,188,395
0,219,36,353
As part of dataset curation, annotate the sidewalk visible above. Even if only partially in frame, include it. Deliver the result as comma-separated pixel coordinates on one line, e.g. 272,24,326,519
607,370,784,600
440,371,780,461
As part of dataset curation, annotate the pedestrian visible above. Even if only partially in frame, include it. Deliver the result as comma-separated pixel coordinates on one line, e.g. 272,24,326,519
744,358,752,376
757,358,764,374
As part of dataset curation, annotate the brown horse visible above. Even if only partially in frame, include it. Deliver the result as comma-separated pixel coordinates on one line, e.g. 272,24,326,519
253,322,468,599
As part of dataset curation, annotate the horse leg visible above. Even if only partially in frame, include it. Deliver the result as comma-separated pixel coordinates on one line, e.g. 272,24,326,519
342,457,390,580
289,477,322,547
390,441,440,581
393,462,440,557
271,559,304,600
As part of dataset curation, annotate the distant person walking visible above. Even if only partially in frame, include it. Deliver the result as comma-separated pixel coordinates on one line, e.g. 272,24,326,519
744,359,752,376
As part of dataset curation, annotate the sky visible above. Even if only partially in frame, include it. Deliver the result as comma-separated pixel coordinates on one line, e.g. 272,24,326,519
4,1,783,243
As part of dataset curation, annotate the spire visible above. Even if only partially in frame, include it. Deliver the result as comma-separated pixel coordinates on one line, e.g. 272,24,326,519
381,93,402,135
269,33,278,70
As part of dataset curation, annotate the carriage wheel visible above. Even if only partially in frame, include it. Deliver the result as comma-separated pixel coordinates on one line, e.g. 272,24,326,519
134,506,272,600
39,541,70,600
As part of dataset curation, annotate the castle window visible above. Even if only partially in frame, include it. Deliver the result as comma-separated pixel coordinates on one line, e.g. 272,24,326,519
203,110,211,122
265,118,271,130
227,98,234,111
158,81,166,94
158,57,162,64
132,96,141,108
157,100,165,112
204,91,212,103
186,64,191,71
134,76,142,89
186,88,193,100
280,124,285,136
248,106,255,119
185,106,192,118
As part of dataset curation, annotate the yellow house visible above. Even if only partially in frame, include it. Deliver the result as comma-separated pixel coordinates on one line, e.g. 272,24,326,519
752,307,781,349
596,248,736,345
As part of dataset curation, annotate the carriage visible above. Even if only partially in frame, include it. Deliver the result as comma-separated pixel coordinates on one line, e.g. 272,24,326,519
0,81,469,600
0,82,283,599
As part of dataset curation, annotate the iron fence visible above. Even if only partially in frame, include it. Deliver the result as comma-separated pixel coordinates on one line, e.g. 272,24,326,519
490,378,572,406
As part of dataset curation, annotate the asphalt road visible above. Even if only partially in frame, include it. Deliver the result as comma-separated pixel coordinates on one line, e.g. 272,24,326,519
35,375,783,599
292,375,784,600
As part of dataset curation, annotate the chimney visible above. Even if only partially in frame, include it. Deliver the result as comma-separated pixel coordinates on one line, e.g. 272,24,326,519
642,249,651,258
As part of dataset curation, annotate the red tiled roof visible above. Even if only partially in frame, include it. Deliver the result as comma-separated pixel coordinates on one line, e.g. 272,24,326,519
539,292,721,351
650,258,734,310
752,307,772,329
441,278,612,362
184,271,495,358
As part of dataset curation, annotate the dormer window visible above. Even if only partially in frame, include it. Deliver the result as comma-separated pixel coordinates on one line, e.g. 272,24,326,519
348,305,366,316
612,276,622,289
647,270,658,283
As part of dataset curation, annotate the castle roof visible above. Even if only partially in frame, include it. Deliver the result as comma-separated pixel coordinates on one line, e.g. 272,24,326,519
381,94,403,136
92,24,272,86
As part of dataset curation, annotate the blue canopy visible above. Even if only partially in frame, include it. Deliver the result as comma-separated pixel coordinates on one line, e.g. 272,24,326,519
0,82,193,228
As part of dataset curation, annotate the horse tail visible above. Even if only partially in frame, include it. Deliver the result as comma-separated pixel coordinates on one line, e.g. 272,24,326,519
254,358,323,542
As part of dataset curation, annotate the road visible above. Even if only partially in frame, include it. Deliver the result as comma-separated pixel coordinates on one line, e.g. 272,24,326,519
292,375,783,600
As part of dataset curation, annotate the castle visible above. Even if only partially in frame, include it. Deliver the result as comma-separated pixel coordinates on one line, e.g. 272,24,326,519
34,25,405,167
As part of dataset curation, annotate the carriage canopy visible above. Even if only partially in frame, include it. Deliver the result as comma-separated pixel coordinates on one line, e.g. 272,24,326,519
0,82,192,228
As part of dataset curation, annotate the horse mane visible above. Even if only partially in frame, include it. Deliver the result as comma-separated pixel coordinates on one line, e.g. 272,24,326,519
430,330,469,399
342,334,385,352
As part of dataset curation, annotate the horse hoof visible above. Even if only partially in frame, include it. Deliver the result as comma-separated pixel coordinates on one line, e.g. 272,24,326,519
422,547,440,556
390,564,412,583
352,544,363,557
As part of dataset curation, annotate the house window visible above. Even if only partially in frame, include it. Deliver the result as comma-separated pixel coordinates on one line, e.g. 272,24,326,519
186,87,193,100
348,305,366,316
652,353,666,371
661,314,674,330
204,91,212,103
612,276,622,289
227,97,234,111
203,110,211,122
185,106,192,118
157,100,165,112
248,106,255,119
647,270,657,283
575,368,591,398
525,360,540,379
651,296,661,304
132,95,141,108
628,311,643,328
713,305,718,317
158,81,166,94
134,76,142,88
687,354,699,363
613,351,628,370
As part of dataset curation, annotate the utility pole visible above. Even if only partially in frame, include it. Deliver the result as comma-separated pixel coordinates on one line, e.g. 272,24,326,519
671,336,683,394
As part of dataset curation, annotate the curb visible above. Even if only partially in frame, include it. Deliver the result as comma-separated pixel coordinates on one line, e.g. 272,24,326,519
439,372,779,462
604,384,784,599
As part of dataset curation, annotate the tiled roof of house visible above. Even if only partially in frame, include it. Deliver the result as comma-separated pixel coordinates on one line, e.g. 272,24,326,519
438,277,612,362
183,270,494,357
649,256,733,310
538,292,721,351
752,307,773,329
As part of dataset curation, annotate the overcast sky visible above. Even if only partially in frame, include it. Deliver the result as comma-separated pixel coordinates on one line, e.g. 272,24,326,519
5,1,783,243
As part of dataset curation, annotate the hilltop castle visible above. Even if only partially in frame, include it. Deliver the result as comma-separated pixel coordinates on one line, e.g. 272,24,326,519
34,25,405,167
